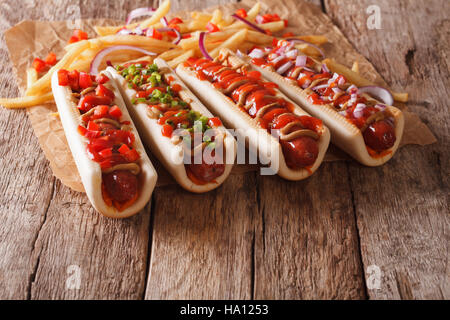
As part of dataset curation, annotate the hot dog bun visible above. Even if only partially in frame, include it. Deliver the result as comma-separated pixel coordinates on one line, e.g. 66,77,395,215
239,52,404,166
176,49,330,181
107,58,236,193
51,70,157,218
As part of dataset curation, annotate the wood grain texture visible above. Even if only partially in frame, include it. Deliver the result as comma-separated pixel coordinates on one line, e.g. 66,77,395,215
325,0,449,299
254,163,366,299
146,173,257,299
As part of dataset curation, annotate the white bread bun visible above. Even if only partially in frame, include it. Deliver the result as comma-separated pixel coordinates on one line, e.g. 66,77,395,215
240,54,404,166
107,58,236,193
51,70,157,218
176,52,330,181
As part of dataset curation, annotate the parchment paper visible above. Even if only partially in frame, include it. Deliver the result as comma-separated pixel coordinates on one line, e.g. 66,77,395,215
2,0,436,192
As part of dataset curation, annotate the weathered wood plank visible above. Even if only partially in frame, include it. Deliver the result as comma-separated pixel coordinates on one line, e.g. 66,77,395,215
325,0,449,299
146,173,257,299
0,0,157,300
254,162,366,299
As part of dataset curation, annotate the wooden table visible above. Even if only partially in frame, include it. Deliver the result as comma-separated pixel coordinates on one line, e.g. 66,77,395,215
0,0,448,300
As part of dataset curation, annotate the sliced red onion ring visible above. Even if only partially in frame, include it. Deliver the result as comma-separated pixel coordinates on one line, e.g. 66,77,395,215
236,49,244,58
90,45,157,75
106,60,113,67
321,63,330,73
160,16,168,27
375,104,387,111
358,86,394,106
199,32,212,60
231,13,266,34
117,28,133,35
255,15,264,24
157,27,182,44
276,61,293,75
249,48,265,59
286,38,325,58
312,84,329,91
271,54,285,64
302,66,316,73
126,7,156,25
285,49,298,59
295,55,307,67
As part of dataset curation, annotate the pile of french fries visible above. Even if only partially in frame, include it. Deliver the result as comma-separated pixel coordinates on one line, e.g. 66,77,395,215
0,0,407,109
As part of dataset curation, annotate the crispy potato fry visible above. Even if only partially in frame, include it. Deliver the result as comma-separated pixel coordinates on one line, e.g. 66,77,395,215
168,49,195,68
352,61,360,73
139,0,171,28
158,48,186,61
246,30,273,44
217,16,234,28
295,44,322,58
94,25,122,37
0,93,54,109
191,12,212,22
259,20,285,32
209,29,247,58
26,40,91,96
323,58,408,102
68,59,92,72
187,20,209,32
26,68,38,89
210,9,223,25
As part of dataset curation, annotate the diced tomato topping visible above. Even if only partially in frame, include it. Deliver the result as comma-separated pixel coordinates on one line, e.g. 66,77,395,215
95,74,109,85
73,29,88,40
68,35,79,44
283,32,294,38
77,125,87,136
84,130,103,139
283,19,288,27
169,17,183,25
98,148,113,159
109,105,123,119
93,105,110,118
95,84,115,100
170,83,182,92
68,70,80,91
44,52,57,66
208,117,222,127
118,144,131,155
79,72,93,89
124,149,140,162
206,22,220,33
32,58,47,73
182,33,192,39
57,69,70,86
161,124,173,137
148,28,163,40
236,9,247,18
100,159,112,170
87,121,100,131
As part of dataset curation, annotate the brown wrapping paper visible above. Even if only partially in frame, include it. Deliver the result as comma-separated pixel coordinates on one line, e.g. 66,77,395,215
2,0,436,192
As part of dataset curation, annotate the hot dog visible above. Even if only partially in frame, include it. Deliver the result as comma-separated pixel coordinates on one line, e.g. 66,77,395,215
107,58,236,193
176,49,330,181
241,40,405,166
51,69,157,218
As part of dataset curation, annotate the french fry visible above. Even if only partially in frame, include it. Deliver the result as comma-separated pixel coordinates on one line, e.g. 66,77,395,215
139,0,171,29
210,9,222,25
246,30,273,44
352,61,360,73
217,16,234,28
94,25,123,37
293,35,328,46
26,68,38,89
191,12,212,22
168,49,194,68
295,43,323,58
26,40,91,96
158,48,186,61
0,93,54,109
209,29,247,58
187,19,209,32
323,58,408,102
258,20,285,33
